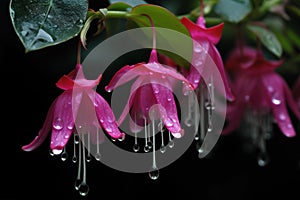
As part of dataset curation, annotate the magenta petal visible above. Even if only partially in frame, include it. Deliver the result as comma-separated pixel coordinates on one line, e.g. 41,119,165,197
283,80,300,120
209,44,235,101
222,103,244,135
93,93,122,138
151,83,183,138
263,75,296,137
22,99,57,151
50,90,76,150
105,63,147,92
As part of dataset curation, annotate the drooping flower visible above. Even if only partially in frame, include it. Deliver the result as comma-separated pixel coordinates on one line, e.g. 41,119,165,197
223,46,300,137
105,49,194,138
180,16,235,101
22,64,123,153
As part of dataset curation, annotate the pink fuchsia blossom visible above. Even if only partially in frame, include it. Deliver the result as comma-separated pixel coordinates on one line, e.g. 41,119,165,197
22,64,123,153
293,76,300,109
105,49,194,138
180,16,235,101
223,46,300,137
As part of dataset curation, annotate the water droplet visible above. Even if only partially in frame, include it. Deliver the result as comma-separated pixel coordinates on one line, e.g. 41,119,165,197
161,75,166,79
118,133,125,141
67,124,73,130
154,89,159,94
165,118,173,127
185,118,193,127
279,113,286,121
64,135,70,139
207,126,213,132
10,9,15,19
61,152,68,161
160,146,166,153
107,88,112,93
272,98,281,105
94,102,98,107
52,149,63,155
257,152,270,167
86,155,92,162
194,43,202,53
72,156,77,163
133,144,140,152
74,134,80,144
53,118,63,130
149,72,153,75
49,149,54,156
111,137,116,142
167,97,172,102
148,166,160,180
106,127,112,133
144,145,150,152
78,183,89,196
194,134,200,141
74,179,81,190
168,140,174,148
95,153,102,161
147,141,153,149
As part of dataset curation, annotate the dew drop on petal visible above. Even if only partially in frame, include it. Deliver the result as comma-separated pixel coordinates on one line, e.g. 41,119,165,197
272,98,281,105
165,118,173,127
53,118,63,130
106,127,112,133
52,149,63,155
118,133,126,141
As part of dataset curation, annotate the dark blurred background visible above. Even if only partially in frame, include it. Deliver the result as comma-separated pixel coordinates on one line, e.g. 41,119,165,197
2,0,300,199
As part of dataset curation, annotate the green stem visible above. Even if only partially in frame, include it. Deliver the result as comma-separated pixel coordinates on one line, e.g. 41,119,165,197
106,10,131,19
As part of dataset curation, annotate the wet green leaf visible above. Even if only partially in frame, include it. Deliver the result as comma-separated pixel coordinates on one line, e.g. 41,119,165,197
10,0,88,52
247,24,282,57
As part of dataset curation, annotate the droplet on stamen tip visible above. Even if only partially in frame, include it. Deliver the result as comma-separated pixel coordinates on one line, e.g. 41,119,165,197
72,156,77,163
168,140,174,148
74,179,81,190
78,183,89,196
95,153,102,161
49,149,54,156
61,152,68,161
133,144,140,152
257,152,270,167
148,166,160,180
86,155,92,162
184,118,193,127
160,146,166,153
144,145,150,152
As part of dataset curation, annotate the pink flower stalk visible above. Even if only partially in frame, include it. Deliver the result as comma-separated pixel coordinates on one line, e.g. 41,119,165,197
22,64,123,153
293,76,300,109
180,16,235,101
105,49,194,138
223,46,300,137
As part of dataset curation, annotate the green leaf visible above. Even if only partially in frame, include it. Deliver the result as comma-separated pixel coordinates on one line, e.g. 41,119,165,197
108,2,132,11
109,0,146,7
10,0,88,52
214,0,252,23
247,24,282,57
128,4,193,69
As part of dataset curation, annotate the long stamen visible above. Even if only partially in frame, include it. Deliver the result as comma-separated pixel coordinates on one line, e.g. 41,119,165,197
95,128,101,161
72,133,77,163
149,120,159,180
78,135,89,196
86,133,92,162
61,146,68,161
74,136,82,190
168,130,174,148
160,119,166,153
144,118,150,152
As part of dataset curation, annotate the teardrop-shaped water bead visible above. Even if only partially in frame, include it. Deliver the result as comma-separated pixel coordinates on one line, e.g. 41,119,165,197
147,141,153,149
148,166,160,180
144,145,151,152
160,146,166,153
95,153,102,161
74,134,80,144
118,133,126,141
257,152,270,167
133,144,140,152
78,183,89,196
72,156,77,163
86,155,92,162
49,149,54,156
168,140,174,148
53,118,63,131
74,179,81,190
61,152,68,161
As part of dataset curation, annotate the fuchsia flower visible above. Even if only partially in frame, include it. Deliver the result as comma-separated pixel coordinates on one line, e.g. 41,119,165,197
180,16,235,101
223,46,300,137
22,64,123,153
293,76,300,109
105,50,194,138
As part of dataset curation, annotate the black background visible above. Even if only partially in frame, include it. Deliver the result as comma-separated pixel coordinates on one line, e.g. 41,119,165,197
2,0,300,199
